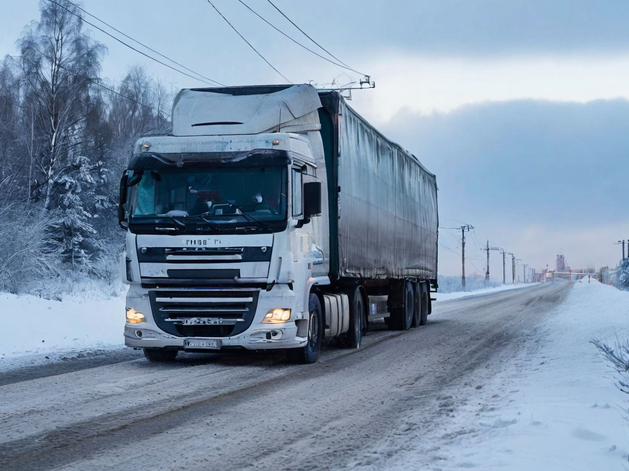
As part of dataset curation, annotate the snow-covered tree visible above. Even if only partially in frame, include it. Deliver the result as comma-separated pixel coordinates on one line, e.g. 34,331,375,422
0,3,173,295
19,0,106,211
42,155,106,269
618,259,629,290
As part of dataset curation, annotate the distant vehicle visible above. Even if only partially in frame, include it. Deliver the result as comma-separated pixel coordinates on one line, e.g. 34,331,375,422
118,84,439,363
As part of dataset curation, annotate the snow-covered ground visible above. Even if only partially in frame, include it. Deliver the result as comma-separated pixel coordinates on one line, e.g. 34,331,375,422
390,279,629,470
435,281,538,302
0,292,125,371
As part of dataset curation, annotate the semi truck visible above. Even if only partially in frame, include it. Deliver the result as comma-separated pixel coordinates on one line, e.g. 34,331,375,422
119,84,438,364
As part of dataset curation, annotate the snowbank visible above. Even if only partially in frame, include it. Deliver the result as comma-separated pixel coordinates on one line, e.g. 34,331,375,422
435,282,537,302
396,279,629,470
0,292,125,370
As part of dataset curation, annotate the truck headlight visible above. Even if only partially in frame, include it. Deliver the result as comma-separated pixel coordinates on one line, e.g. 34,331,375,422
262,308,291,324
126,308,146,324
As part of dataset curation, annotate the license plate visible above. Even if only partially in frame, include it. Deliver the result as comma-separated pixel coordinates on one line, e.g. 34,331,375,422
185,339,221,350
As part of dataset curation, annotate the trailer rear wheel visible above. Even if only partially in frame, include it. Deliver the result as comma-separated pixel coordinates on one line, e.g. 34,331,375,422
287,293,323,364
143,348,178,362
389,281,414,331
419,283,429,326
344,286,365,348
412,282,421,327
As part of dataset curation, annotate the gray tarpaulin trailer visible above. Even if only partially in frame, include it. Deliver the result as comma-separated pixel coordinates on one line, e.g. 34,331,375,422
317,91,438,283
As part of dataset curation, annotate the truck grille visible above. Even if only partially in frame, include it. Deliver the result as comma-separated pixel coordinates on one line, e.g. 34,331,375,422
149,289,260,338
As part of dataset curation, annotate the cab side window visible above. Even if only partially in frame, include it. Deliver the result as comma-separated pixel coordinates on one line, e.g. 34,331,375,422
292,168,303,217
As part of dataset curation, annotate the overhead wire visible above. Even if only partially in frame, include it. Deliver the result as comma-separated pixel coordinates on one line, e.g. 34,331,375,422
207,0,291,83
266,0,361,75
440,235,485,275
55,0,226,87
47,0,223,87
238,0,366,76
8,54,157,113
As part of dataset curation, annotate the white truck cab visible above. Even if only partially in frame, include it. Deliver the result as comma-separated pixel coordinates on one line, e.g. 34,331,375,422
120,85,329,362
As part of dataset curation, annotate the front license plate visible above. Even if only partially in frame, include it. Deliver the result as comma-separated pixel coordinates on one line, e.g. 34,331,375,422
185,339,221,350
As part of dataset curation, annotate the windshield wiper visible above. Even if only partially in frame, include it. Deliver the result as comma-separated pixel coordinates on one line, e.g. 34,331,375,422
187,213,222,232
154,214,185,229
223,202,272,232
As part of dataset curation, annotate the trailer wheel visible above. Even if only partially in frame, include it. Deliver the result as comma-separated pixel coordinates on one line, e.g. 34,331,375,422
287,293,323,364
412,282,421,328
389,281,414,331
344,286,365,348
419,283,429,326
143,348,178,362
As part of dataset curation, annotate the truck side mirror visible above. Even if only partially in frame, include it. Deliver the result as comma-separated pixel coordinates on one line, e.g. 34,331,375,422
298,181,322,227
118,171,129,229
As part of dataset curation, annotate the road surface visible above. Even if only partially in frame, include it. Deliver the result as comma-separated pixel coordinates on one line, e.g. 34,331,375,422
0,282,571,470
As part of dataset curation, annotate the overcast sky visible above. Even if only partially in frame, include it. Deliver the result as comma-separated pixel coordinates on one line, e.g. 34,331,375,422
2,0,628,280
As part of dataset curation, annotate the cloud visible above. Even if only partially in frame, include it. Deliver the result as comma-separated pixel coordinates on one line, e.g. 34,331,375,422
284,0,629,57
376,98,629,273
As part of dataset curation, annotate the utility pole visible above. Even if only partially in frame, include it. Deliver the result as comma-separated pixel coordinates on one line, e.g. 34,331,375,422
459,224,474,289
501,249,506,284
615,240,626,259
504,252,514,285
481,242,501,284
511,255,516,285
484,240,489,282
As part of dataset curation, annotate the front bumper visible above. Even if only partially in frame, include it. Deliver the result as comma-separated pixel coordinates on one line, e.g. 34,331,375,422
124,284,308,351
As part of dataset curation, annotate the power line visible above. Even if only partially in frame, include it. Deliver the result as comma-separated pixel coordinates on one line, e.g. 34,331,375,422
48,0,222,87
56,0,226,87
266,0,359,74
238,0,366,76
8,54,156,113
439,241,461,257
207,0,291,84
439,241,484,274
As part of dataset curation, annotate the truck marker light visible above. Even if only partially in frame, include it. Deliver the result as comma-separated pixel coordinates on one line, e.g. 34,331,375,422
262,308,291,323
126,308,146,324
272,140,280,146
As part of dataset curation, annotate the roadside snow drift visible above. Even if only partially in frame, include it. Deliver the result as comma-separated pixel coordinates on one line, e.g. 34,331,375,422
389,280,629,470
0,293,124,369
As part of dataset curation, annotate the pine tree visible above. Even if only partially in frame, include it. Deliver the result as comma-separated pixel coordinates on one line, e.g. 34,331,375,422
43,155,105,270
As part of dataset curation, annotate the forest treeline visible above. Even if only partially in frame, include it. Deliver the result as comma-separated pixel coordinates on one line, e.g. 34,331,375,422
0,0,172,294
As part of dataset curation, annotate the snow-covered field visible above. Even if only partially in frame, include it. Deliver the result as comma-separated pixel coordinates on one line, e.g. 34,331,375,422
0,292,124,370
390,279,629,470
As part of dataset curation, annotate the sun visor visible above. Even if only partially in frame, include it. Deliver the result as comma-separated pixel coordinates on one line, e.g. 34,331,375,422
172,84,323,136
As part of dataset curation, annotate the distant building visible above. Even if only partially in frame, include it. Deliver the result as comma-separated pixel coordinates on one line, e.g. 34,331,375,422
556,255,566,272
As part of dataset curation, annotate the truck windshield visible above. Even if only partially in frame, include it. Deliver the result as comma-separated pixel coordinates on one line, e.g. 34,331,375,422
128,166,287,231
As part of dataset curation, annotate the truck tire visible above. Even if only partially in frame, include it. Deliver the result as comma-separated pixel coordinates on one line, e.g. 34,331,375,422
419,283,429,326
344,286,365,348
389,281,414,331
143,348,178,362
412,282,421,328
287,293,323,364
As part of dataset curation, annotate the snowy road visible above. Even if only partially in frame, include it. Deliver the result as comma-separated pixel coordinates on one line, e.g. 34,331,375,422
0,282,571,471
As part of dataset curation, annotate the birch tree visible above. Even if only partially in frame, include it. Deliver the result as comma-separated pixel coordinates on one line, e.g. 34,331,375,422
19,0,105,211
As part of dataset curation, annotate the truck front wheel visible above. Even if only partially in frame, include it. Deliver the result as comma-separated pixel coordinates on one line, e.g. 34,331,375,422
287,293,323,364
143,348,178,362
